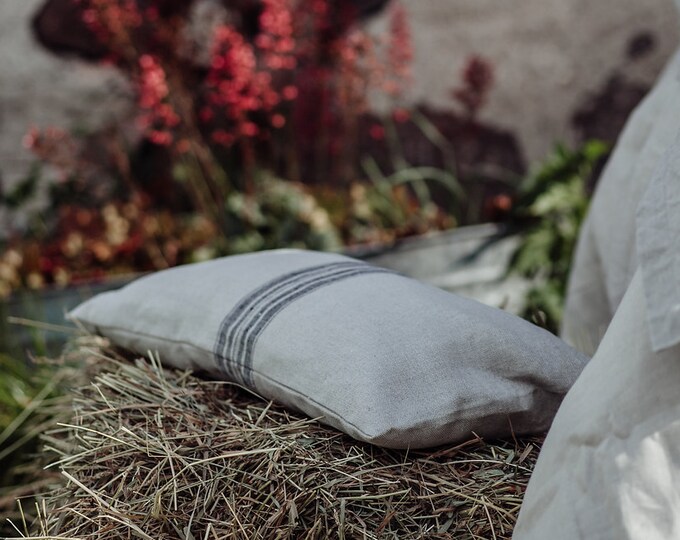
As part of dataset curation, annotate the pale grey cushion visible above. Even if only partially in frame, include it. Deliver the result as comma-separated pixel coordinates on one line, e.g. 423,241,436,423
69,249,587,449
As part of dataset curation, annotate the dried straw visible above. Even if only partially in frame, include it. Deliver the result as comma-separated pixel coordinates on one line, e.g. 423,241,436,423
8,338,543,539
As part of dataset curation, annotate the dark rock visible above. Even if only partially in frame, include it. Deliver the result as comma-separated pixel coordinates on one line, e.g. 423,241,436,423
32,0,107,60
573,74,649,145
32,0,392,60
627,31,656,60
572,73,650,190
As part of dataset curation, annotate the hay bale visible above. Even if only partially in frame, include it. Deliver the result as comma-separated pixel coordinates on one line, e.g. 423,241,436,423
9,338,543,539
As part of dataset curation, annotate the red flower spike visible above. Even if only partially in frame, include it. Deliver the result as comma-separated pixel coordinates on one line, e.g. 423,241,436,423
271,114,286,128
393,108,411,123
386,1,413,98
205,0,298,148
282,85,298,100
369,124,386,141
452,55,495,118
135,54,181,144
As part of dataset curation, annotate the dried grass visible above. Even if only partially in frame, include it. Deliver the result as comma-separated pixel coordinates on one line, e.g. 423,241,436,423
8,338,543,539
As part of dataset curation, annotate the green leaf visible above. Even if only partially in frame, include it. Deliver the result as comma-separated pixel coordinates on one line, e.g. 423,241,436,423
509,140,609,333
0,164,42,209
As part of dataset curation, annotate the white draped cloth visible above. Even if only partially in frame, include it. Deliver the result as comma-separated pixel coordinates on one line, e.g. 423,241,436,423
636,134,680,351
561,45,680,355
514,2,680,538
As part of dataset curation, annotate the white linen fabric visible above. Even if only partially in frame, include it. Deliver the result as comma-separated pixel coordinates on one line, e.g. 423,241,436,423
512,4,680,536
561,47,680,355
636,131,680,351
69,249,587,449
513,270,680,540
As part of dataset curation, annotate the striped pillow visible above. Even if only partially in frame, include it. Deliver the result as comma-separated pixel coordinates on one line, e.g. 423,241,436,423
214,260,393,387
69,249,588,449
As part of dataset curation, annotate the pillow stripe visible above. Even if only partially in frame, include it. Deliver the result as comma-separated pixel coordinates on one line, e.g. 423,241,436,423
214,261,394,385
238,267,392,385
214,262,354,380
217,262,358,380
223,263,360,368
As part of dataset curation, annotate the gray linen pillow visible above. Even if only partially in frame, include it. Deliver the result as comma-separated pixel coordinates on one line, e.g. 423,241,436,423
69,249,587,449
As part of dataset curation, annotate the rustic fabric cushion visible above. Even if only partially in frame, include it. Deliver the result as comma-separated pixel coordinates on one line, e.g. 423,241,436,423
561,47,680,355
514,270,680,540
69,249,587,449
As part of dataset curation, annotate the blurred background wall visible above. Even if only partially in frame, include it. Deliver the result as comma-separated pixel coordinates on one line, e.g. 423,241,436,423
366,0,679,163
0,0,129,194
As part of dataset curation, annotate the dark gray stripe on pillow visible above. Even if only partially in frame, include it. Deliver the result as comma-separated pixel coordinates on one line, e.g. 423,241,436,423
214,261,394,386
216,262,360,380
223,262,359,367
229,266,356,372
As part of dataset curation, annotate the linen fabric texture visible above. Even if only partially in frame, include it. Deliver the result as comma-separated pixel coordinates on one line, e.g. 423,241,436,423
521,123,680,540
69,249,587,449
513,270,680,540
518,29,680,536
636,131,680,351
561,46,680,355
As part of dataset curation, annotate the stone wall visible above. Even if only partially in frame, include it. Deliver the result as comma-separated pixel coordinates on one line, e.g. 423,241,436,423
0,0,129,194
0,0,677,195
369,0,678,164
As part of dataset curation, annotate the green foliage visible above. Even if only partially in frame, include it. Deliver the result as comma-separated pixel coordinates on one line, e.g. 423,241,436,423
0,353,61,483
0,355,57,455
0,164,42,210
224,174,343,255
346,158,460,244
0,354,31,429
510,141,609,333
0,353,66,537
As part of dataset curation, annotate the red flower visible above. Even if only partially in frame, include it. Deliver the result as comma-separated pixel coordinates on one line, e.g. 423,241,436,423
204,1,298,147
271,114,286,128
258,0,296,70
76,0,143,50
369,124,385,141
393,108,411,123
452,55,495,118
135,54,179,145
282,85,298,100
22,126,40,149
388,2,413,84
